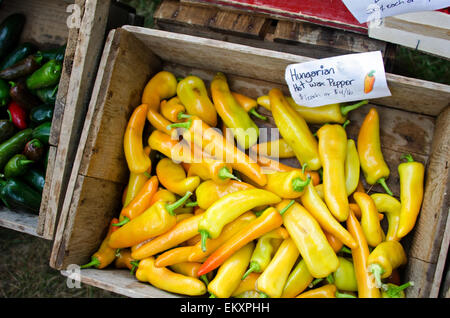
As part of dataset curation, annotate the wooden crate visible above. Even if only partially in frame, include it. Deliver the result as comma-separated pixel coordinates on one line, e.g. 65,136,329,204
50,26,450,298
0,0,112,239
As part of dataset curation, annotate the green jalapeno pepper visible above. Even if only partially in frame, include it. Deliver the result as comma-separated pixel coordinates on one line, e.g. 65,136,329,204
0,177,41,213
0,119,15,143
0,78,10,106
0,128,33,170
26,59,62,90
29,104,53,125
21,167,45,193
0,42,37,71
4,154,34,178
31,121,51,144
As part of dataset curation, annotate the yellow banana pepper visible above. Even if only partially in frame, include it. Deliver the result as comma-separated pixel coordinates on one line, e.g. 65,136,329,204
353,192,384,247
367,241,407,288
256,238,299,298
208,242,254,298
397,154,425,238
257,94,368,124
250,138,295,159
345,139,360,196
135,257,206,296
177,75,217,127
198,189,281,251
156,158,200,196
277,200,339,278
141,70,177,111
357,107,393,196
371,193,401,241
211,72,259,149
264,169,310,199
300,183,357,249
281,259,313,298
195,179,254,210
317,124,349,222
269,88,321,170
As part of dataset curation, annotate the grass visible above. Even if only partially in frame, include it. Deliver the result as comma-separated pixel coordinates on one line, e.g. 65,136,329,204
393,46,450,85
0,227,121,298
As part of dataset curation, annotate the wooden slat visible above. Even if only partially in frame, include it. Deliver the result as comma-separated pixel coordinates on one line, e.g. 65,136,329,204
77,30,162,184
51,28,162,269
0,208,38,236
50,29,119,269
61,269,180,298
155,0,268,38
273,20,387,55
407,107,450,264
40,0,112,239
369,11,450,59
404,256,438,297
52,175,122,269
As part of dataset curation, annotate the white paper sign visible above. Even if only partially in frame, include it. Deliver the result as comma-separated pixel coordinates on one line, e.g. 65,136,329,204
342,0,450,24
285,51,391,107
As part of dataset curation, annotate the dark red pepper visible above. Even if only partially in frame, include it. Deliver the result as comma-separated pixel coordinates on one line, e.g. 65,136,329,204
9,80,41,111
7,101,27,130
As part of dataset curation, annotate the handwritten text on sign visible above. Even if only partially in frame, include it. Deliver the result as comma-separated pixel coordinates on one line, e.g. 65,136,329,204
285,51,391,107
342,0,450,24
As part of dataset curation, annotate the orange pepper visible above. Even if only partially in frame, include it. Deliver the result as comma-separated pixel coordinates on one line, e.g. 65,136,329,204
114,249,138,273
116,176,159,225
160,97,190,123
147,107,174,136
296,284,344,298
364,70,376,94
231,272,260,297
124,104,151,174
346,206,381,298
231,91,267,121
131,213,203,260
154,212,256,267
141,70,177,111
197,207,287,276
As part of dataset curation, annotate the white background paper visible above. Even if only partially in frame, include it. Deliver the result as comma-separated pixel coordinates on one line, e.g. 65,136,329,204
342,0,450,24
285,51,391,107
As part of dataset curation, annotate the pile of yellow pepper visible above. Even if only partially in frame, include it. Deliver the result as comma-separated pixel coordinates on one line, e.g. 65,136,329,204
80,70,425,298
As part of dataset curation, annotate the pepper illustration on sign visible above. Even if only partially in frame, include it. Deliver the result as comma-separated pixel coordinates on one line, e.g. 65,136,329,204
364,70,376,94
